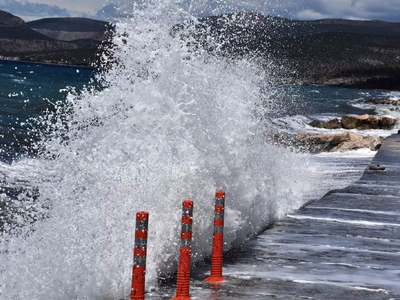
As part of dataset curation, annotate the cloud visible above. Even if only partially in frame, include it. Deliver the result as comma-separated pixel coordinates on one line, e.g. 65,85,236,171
94,3,128,21
288,0,400,21
25,0,104,14
181,0,400,22
2,0,400,22
0,0,97,20
0,0,70,20
297,9,329,20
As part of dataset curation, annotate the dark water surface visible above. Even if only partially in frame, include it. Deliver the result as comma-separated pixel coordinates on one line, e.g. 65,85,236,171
0,59,96,162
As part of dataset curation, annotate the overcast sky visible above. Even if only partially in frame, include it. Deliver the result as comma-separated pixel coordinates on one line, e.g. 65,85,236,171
1,0,400,22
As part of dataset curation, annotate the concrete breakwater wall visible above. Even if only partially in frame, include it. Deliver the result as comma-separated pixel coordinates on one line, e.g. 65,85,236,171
216,134,400,299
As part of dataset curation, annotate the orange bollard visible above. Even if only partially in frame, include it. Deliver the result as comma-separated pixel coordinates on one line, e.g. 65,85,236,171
205,191,227,283
170,200,194,300
131,212,149,300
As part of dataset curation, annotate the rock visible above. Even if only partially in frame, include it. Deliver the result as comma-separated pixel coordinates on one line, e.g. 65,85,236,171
364,99,400,105
321,118,341,129
379,117,397,129
336,135,383,152
298,132,348,145
296,132,332,153
296,131,383,153
341,116,358,129
356,115,379,130
357,114,370,120
297,131,356,152
364,136,384,150
308,120,322,128
369,164,385,171
309,115,395,130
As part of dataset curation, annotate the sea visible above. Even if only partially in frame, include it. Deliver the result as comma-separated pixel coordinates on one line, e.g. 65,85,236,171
1,3,400,300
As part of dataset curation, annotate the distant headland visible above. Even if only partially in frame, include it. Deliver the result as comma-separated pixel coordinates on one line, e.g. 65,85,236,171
1,9,399,90
0,10,113,67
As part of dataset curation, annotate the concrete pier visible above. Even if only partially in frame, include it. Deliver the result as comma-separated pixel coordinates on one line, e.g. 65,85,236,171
218,134,400,299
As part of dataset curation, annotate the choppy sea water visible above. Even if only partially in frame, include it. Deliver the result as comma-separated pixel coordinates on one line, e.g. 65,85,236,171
0,59,96,163
1,3,399,300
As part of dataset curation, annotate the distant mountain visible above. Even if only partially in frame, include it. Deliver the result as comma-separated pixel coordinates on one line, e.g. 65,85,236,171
27,18,111,32
0,10,111,66
191,12,400,90
292,18,400,38
27,18,113,41
0,0,71,21
0,10,51,40
1,9,400,89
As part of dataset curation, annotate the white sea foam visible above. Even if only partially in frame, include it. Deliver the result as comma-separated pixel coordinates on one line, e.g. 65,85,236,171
287,215,400,227
384,91,400,101
0,2,325,299
292,280,389,293
308,206,400,216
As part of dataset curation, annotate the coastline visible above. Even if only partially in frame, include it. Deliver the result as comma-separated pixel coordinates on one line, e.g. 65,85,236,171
290,79,400,92
0,57,98,70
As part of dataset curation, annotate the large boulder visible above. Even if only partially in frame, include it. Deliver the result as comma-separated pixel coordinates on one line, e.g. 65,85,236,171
356,115,379,130
357,114,370,120
321,118,341,129
297,132,349,145
341,116,358,129
379,117,397,129
309,115,396,131
297,131,383,153
335,135,383,152
365,136,384,150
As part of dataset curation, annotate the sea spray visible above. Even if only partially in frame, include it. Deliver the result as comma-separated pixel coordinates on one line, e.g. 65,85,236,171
0,2,320,299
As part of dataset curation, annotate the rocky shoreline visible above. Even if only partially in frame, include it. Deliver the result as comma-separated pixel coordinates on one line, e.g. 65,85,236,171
364,98,400,105
297,131,383,153
269,98,399,154
309,115,398,130
267,130,384,154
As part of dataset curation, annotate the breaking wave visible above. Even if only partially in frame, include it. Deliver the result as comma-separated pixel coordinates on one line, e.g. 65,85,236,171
0,2,320,299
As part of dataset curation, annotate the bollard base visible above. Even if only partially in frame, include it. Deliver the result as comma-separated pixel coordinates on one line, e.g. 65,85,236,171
204,276,227,283
170,297,192,300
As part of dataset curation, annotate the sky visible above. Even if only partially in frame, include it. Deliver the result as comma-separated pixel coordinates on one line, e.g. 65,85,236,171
1,0,400,22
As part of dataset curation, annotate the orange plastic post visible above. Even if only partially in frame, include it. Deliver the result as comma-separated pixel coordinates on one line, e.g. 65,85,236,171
170,200,194,300
131,212,149,300
205,191,227,283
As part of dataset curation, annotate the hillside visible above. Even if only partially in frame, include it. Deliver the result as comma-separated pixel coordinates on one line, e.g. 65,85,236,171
27,18,113,41
1,10,400,89
292,18,400,38
0,10,52,40
191,12,400,89
271,32,400,89
0,10,108,66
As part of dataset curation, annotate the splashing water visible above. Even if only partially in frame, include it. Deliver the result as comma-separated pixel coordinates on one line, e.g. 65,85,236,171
0,2,320,299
